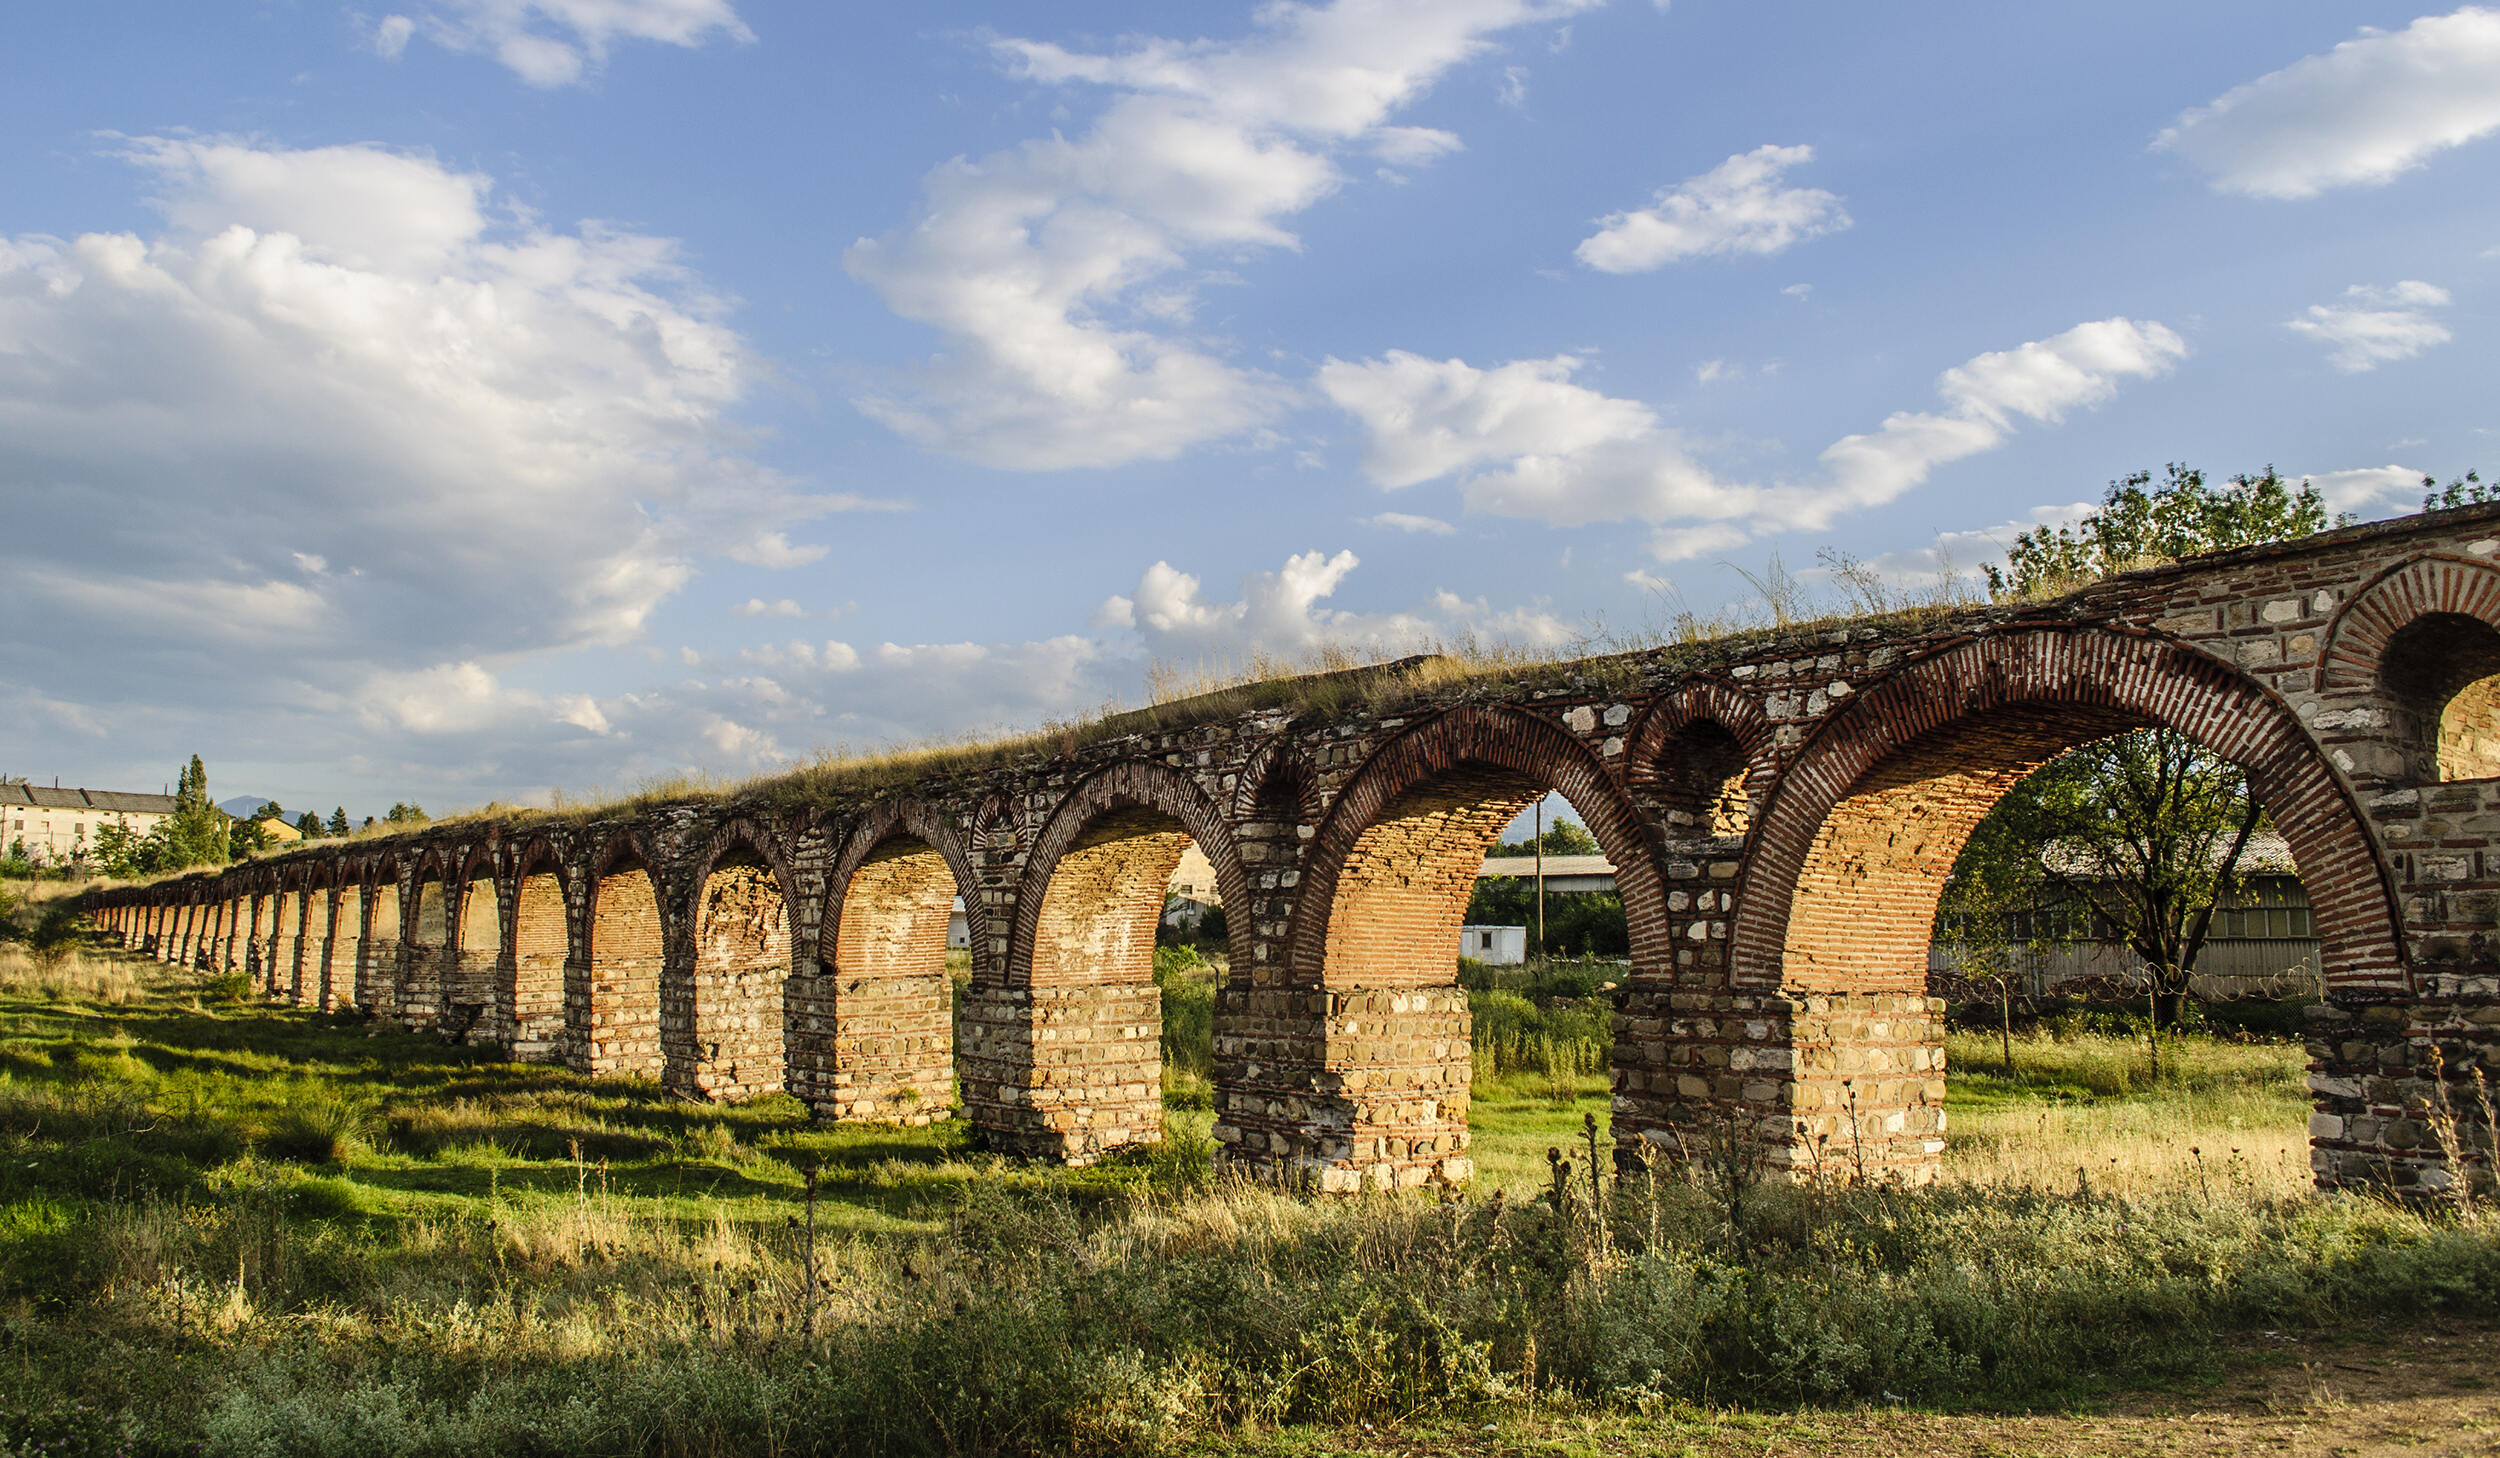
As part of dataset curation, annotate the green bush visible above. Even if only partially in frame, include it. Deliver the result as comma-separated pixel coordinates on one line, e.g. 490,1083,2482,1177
1153,946,1214,1080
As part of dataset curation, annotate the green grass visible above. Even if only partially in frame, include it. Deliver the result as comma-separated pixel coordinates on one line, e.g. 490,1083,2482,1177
10,939,2496,1458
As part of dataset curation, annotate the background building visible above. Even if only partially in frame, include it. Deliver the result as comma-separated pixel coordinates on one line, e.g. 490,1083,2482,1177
0,781,178,865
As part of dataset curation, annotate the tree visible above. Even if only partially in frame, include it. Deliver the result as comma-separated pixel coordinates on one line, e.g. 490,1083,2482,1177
163,755,229,870
1986,464,2331,600
295,811,324,840
1952,465,2315,1049
1493,814,1601,858
2012,733,2261,1038
385,802,428,826
2425,470,2494,511
91,821,145,878
327,807,350,836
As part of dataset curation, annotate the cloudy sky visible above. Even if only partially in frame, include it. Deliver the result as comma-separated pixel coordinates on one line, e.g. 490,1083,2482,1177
3,2,2495,819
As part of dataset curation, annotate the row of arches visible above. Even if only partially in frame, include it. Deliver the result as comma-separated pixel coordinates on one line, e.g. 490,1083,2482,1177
91,616,2469,1190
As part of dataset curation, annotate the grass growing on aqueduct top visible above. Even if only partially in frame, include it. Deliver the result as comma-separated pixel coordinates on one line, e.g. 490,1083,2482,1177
5,936,2499,1456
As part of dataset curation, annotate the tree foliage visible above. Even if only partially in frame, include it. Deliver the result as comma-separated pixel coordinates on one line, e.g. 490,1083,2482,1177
162,756,229,870
1985,464,2331,600
2425,470,2494,511
1951,465,2323,1030
1493,814,1600,859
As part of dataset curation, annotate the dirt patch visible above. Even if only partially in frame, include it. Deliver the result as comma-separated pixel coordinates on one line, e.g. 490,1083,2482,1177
1227,1317,2500,1457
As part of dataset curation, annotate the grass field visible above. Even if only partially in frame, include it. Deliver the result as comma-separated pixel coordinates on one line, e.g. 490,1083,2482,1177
4,933,2495,1457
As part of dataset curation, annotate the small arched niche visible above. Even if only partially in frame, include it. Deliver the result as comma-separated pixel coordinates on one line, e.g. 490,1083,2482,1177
2380,612,2500,782
1646,719,1752,838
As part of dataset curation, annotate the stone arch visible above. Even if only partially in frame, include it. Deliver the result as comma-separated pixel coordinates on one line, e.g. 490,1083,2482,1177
1626,680,1774,838
966,763,1246,1162
1009,760,1252,987
302,863,344,1011
1717,627,2405,1182
800,801,983,1124
1291,703,1666,986
356,864,400,1016
506,838,572,1061
449,843,504,1036
675,818,799,1100
1276,704,1666,1191
267,880,307,1004
823,800,987,974
401,848,455,1028
580,831,666,1078
1233,738,1321,825
2317,555,2500,784
1735,626,2402,993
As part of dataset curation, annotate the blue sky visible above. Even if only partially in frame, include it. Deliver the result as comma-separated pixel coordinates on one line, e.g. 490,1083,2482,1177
3,1,2495,820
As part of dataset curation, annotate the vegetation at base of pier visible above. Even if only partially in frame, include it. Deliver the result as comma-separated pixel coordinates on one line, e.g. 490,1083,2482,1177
5,935,2495,1457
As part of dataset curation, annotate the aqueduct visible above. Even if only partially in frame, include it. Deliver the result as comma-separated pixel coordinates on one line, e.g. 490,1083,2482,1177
91,505,2500,1192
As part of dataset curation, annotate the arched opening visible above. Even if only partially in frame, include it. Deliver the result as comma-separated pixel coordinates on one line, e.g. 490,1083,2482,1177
272,890,306,1003
451,867,501,1040
815,829,964,1123
360,880,399,1016
1731,630,2405,1189
982,802,1193,1161
248,893,275,991
1646,719,1753,838
675,852,794,1101
403,865,451,1028
1290,707,1665,1193
509,861,568,1062
307,886,341,1010
1927,726,2325,1192
582,858,665,1079
2381,612,2500,782
219,895,243,974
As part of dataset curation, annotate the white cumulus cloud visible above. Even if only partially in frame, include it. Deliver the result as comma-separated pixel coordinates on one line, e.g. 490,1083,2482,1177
844,0,1595,470
2286,281,2453,372
1365,511,1458,534
2297,464,2433,515
2156,8,2500,198
1576,144,1850,273
1322,318,2187,556
1100,549,1573,663
0,137,878,802
377,0,752,87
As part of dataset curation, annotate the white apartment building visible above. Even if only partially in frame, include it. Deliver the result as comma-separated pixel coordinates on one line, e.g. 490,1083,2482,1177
1,781,179,865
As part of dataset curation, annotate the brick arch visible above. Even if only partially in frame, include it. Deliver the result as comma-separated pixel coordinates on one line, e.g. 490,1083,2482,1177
1288,702,1668,985
687,816,803,901
823,799,987,974
1730,626,2405,995
673,816,801,1099
1625,679,1776,834
504,834,574,1057
509,835,574,899
588,827,662,884
580,828,668,1078
1009,760,1252,987
2316,553,2500,694
1234,738,1321,823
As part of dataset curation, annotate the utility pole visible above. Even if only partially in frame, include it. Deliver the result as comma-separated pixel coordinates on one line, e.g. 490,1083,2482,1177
1534,796,1545,968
